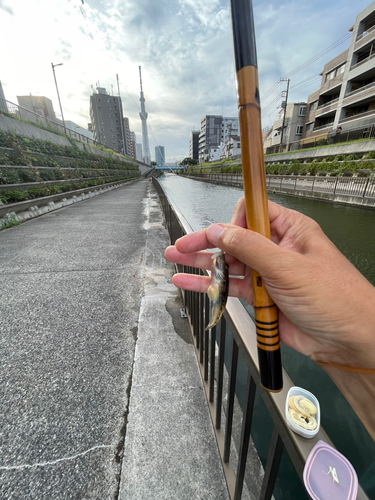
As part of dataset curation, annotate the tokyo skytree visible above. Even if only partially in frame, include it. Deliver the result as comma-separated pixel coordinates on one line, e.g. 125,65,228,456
138,66,151,165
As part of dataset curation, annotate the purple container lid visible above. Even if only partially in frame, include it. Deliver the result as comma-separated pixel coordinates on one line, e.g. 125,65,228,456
303,440,358,500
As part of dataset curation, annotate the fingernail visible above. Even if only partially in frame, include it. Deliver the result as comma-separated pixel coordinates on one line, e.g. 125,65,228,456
207,224,224,245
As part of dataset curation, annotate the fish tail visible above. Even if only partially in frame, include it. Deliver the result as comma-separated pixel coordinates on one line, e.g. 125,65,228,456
205,304,224,330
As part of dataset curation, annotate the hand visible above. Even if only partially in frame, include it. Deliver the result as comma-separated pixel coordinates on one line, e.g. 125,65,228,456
165,198,375,370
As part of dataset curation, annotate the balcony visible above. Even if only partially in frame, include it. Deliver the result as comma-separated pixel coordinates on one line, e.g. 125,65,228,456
313,122,334,131
339,108,375,124
351,51,375,71
315,98,339,116
355,24,375,48
343,81,375,107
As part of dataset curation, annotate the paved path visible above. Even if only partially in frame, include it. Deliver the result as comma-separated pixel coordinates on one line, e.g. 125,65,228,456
0,180,228,499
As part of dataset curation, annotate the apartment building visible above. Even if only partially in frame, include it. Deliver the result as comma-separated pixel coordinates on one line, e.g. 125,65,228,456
221,135,241,159
198,115,239,162
123,117,133,157
303,1,375,141
89,87,126,153
263,102,307,152
189,131,199,160
222,117,239,145
130,132,136,160
198,115,222,162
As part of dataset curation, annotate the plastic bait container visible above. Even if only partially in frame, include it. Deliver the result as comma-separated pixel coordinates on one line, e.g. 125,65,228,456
303,440,358,500
285,386,320,439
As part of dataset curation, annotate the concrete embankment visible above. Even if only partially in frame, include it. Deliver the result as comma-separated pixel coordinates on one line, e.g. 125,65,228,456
264,139,375,163
0,179,228,499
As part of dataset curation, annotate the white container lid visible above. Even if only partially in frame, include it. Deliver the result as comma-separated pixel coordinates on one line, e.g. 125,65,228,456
285,386,320,439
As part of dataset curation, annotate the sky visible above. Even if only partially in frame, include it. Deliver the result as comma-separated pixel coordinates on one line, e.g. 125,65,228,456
0,0,373,162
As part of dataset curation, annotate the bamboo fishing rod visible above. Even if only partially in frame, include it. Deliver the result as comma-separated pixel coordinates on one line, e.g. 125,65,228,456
229,0,283,392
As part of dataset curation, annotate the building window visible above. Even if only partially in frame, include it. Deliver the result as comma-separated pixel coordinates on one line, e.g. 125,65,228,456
309,101,318,111
296,125,303,135
306,122,314,132
299,106,306,116
325,70,335,82
336,64,345,76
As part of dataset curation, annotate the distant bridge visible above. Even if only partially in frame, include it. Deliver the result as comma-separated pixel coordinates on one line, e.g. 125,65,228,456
155,165,184,171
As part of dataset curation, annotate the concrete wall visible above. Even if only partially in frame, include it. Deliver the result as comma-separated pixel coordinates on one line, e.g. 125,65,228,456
0,114,150,170
265,139,375,163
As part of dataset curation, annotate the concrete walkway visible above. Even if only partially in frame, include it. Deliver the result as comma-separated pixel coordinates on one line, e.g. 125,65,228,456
0,179,229,499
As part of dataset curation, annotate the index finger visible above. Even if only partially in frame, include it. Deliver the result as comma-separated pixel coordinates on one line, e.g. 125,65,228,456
231,198,285,227
175,227,220,254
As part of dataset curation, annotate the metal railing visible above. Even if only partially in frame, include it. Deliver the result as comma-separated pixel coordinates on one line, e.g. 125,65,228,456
152,176,370,500
356,24,375,41
344,80,375,99
0,97,97,146
350,51,375,71
267,174,375,199
316,98,339,111
339,108,375,124
181,173,375,208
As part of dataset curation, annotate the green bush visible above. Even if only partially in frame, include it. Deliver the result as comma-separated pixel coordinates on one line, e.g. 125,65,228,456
0,167,20,184
0,174,140,204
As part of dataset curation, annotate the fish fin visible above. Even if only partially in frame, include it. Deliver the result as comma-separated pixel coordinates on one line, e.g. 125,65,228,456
207,285,219,301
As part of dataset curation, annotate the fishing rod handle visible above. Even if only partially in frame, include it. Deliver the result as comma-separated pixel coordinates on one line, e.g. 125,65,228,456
237,66,283,392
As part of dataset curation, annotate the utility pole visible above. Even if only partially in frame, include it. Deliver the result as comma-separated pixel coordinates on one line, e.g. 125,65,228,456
280,78,290,150
51,62,67,135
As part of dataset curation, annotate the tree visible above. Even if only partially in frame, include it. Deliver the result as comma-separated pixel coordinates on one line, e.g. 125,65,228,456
151,161,157,166
180,157,198,166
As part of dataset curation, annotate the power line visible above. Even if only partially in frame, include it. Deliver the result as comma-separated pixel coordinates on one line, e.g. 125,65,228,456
261,26,359,107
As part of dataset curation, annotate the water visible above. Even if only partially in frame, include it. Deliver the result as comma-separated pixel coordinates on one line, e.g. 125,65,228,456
159,173,375,499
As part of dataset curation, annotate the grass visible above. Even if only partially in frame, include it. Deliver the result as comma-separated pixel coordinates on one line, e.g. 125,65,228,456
0,214,22,231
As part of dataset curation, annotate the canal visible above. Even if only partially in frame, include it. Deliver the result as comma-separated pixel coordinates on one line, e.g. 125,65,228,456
159,173,375,499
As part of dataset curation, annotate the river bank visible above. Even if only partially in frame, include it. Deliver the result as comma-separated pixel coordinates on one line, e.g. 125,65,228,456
181,172,375,209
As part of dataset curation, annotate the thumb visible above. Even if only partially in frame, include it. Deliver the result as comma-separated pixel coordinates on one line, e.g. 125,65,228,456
206,223,287,278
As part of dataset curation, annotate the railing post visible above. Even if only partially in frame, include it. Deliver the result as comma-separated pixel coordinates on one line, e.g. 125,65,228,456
259,426,284,500
234,373,256,500
363,177,370,198
216,317,226,430
333,176,339,196
224,337,239,463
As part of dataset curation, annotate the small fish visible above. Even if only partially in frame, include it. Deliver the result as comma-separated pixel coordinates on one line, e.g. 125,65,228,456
205,251,229,330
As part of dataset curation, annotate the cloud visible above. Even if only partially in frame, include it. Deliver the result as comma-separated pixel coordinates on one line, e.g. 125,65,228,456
0,0,13,15
0,0,372,161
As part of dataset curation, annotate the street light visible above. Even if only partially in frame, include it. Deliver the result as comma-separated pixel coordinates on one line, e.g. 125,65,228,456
51,62,67,135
